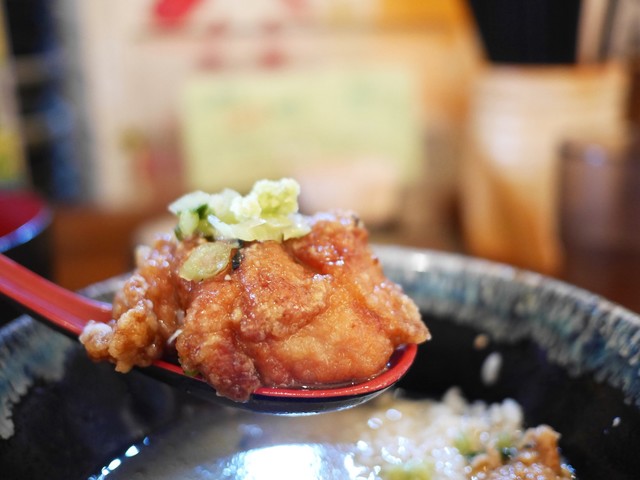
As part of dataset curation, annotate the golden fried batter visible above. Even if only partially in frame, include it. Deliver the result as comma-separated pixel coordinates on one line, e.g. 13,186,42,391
80,212,430,401
470,425,574,479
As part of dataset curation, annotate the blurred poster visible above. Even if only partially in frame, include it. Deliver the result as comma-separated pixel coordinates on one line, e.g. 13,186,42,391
63,0,478,210
180,67,422,194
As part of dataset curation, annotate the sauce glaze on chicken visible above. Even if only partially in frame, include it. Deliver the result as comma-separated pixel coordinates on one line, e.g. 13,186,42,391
80,211,429,401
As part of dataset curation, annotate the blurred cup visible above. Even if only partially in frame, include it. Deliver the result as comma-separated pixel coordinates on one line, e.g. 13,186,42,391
558,130,640,313
459,62,628,275
0,190,53,325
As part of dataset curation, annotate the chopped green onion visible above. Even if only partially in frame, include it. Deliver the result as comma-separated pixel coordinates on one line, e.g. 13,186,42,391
179,242,235,281
168,178,311,243
454,432,478,457
178,210,199,238
381,460,433,480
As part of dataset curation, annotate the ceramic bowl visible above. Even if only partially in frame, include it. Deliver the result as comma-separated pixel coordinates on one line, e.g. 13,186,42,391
1,245,639,479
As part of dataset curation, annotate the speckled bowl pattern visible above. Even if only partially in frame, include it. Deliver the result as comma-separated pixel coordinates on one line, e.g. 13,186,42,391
1,246,640,479
377,246,640,408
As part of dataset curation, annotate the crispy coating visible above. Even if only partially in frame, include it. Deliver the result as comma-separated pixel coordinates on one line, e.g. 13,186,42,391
470,425,574,479
80,238,187,373
80,212,430,401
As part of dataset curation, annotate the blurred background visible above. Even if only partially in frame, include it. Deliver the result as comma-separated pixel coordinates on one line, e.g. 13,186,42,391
0,0,639,313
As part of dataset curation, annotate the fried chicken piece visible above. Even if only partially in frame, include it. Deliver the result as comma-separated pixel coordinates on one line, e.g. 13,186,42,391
81,212,430,402
80,237,186,373
178,212,429,400
470,425,573,480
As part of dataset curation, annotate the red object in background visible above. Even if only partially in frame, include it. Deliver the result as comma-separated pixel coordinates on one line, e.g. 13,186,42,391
0,190,53,324
153,0,202,27
152,0,309,29
0,191,51,253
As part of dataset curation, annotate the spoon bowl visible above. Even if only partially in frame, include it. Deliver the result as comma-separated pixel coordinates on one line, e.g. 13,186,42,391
0,253,417,414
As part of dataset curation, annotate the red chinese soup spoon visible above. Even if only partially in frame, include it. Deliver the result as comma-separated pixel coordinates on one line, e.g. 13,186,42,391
0,253,418,414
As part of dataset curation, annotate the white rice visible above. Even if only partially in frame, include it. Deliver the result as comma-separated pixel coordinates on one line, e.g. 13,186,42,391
344,388,524,479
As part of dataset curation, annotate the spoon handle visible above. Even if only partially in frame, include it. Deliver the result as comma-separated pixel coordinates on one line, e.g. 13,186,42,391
0,253,419,414
0,253,112,336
